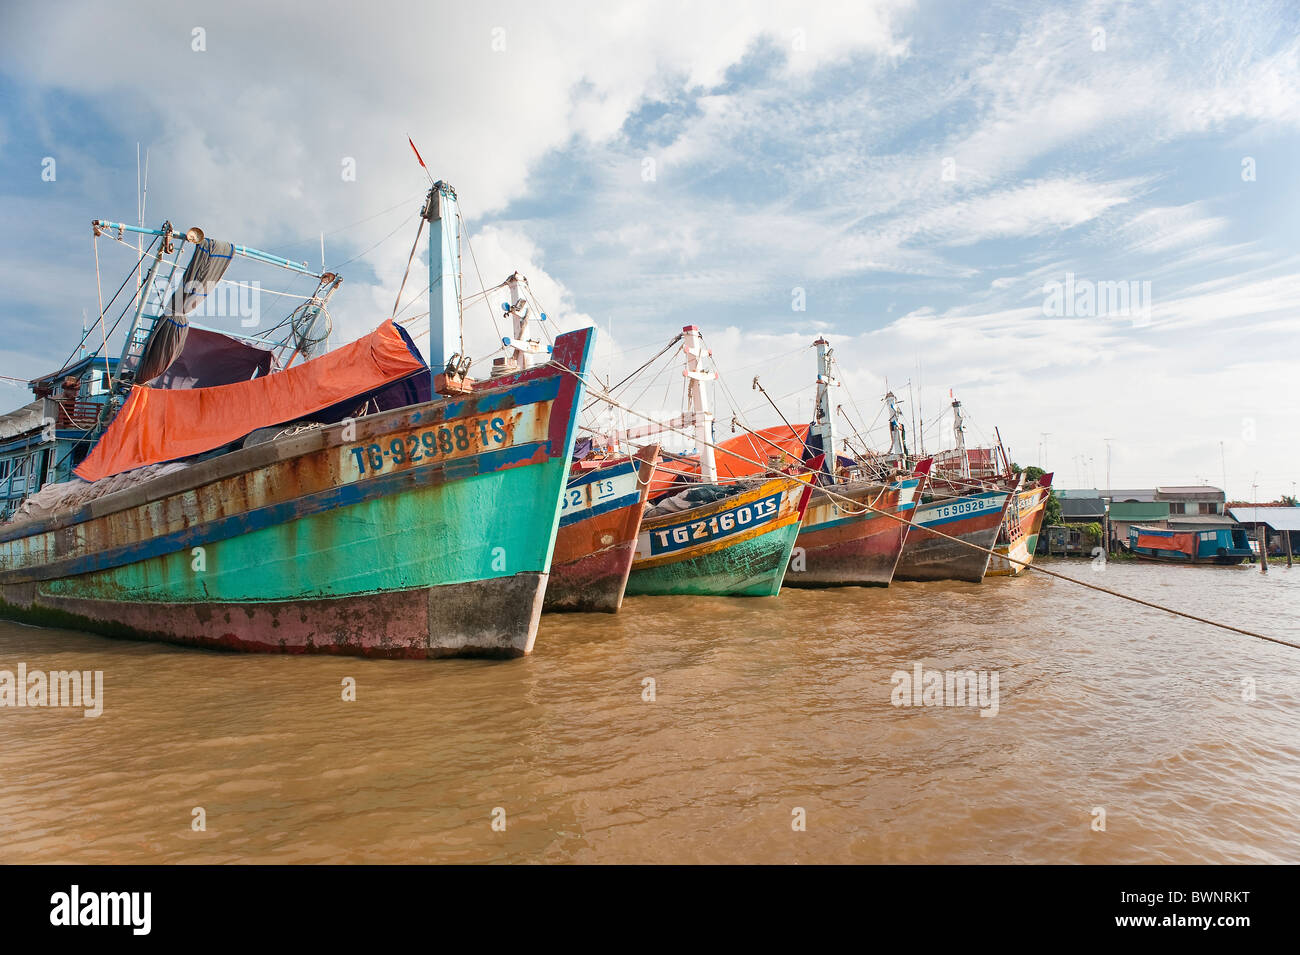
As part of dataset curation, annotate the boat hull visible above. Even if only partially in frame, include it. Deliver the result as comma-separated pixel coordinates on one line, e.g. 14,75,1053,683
987,484,1052,577
1131,553,1249,566
0,329,594,657
894,489,1012,583
784,475,922,588
625,476,811,597
543,446,659,613
1127,525,1254,565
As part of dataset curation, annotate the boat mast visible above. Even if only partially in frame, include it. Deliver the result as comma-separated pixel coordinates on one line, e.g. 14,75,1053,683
951,392,970,479
423,181,462,372
885,390,908,461
682,325,718,483
812,337,837,479
503,271,546,370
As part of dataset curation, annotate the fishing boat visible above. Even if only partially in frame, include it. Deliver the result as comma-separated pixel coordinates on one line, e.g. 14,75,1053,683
892,393,1014,583
893,488,1014,583
987,473,1054,576
1127,525,1254,564
708,339,929,588
621,327,813,597
544,444,660,612
789,339,931,588
0,180,593,657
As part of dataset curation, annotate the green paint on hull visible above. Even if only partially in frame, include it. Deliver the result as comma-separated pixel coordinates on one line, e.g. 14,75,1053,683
43,458,570,603
624,523,800,597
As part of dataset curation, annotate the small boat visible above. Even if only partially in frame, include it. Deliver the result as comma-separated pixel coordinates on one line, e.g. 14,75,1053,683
987,473,1054,577
0,181,593,657
543,444,660,612
628,474,812,597
620,326,813,597
1128,525,1254,564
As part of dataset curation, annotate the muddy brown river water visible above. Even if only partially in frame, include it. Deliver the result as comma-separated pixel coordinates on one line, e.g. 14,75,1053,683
1,559,1296,863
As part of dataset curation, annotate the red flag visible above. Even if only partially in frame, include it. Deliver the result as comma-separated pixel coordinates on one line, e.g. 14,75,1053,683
408,137,427,169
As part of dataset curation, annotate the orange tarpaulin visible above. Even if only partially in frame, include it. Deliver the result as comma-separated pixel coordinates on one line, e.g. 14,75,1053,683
1136,531,1197,556
76,320,426,482
648,424,810,497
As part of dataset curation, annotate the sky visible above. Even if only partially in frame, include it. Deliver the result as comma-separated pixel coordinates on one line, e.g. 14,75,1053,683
1,0,1297,499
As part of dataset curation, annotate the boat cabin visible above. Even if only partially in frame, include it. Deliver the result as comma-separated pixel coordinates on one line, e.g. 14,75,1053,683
1127,524,1254,564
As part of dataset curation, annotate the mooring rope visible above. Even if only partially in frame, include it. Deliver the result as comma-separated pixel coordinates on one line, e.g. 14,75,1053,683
547,360,1297,651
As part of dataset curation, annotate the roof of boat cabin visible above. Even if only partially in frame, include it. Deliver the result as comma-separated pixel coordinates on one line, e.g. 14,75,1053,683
28,354,120,389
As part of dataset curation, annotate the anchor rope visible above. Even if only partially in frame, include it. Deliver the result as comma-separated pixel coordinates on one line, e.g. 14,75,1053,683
545,360,1296,651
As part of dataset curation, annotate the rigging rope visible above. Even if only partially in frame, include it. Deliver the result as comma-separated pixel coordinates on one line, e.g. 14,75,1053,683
545,359,1296,651
390,216,427,320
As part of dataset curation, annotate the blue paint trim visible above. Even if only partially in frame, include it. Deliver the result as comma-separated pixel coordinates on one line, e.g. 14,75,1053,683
0,378,569,546
0,438,555,585
557,491,642,528
914,493,1007,530
803,501,916,533
647,492,783,556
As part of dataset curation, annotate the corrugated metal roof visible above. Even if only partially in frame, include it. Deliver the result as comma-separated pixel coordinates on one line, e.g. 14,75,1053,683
1109,501,1170,520
1168,514,1237,528
1157,486,1224,501
1057,488,1101,499
1062,498,1106,519
1228,507,1300,532
1103,488,1157,502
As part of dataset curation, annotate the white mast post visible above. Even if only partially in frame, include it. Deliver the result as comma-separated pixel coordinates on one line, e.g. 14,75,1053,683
885,390,907,462
504,271,545,370
812,337,838,479
682,325,718,484
951,393,970,479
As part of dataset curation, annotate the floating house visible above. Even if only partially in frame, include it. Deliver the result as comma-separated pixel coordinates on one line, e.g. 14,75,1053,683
1127,525,1254,564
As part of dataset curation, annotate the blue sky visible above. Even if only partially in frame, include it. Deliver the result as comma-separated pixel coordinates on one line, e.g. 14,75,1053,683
1,0,1297,497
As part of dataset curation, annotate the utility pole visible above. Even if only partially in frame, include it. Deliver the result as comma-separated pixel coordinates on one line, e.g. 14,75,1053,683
1220,440,1228,500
